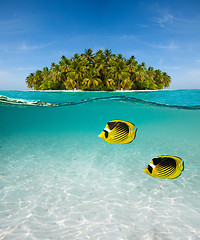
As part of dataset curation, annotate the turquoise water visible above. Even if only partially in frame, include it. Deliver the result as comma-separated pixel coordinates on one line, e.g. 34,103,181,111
0,90,200,240
1,89,200,108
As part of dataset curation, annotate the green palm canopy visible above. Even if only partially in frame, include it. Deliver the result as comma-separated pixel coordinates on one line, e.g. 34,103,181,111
26,49,171,91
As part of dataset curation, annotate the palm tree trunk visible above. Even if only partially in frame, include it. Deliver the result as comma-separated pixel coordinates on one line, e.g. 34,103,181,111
118,79,121,90
76,78,80,90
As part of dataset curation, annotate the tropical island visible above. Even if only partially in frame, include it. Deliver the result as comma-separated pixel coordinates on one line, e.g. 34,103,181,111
26,48,171,91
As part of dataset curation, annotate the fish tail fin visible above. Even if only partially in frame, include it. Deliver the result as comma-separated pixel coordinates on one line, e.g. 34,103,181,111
131,128,137,140
180,161,184,171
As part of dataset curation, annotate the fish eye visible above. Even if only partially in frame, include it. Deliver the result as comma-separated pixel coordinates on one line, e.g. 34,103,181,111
103,130,108,138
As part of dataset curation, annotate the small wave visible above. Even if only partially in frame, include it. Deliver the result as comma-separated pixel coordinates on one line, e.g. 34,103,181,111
0,95,199,110
0,95,59,107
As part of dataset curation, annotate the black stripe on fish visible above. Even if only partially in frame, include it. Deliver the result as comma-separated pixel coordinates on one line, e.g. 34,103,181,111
157,171,175,177
113,129,128,142
157,164,176,172
116,123,129,133
155,157,176,177
107,122,128,142
113,134,127,142
103,130,108,138
112,135,127,142
157,168,175,177
148,165,153,174
159,157,177,168
114,128,128,137
157,166,176,177
158,166,175,172
112,123,129,141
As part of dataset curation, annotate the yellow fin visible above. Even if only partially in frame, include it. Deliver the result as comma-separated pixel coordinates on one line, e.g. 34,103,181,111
172,156,182,164
131,128,137,140
180,161,184,171
126,121,135,130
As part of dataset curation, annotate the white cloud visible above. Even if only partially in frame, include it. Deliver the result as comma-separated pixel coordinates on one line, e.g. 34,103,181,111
18,42,52,51
144,41,178,50
0,41,52,54
0,18,24,35
151,4,200,33
153,12,174,27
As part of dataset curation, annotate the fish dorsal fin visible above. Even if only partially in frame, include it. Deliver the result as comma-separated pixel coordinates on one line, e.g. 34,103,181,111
107,121,117,130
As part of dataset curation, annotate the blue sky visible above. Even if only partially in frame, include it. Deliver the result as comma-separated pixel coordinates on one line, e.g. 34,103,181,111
0,0,200,90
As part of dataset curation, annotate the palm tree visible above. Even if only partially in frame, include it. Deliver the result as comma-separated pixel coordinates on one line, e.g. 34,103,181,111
104,49,115,63
26,73,35,89
126,55,138,85
42,67,50,81
58,55,70,87
120,78,133,90
82,48,94,65
108,55,130,90
141,62,147,71
93,50,107,88
162,72,171,88
33,70,43,90
37,67,51,90
51,64,63,89
66,55,86,90
104,77,116,90
82,67,102,90
72,53,79,60
59,56,70,73
146,66,157,89
50,62,56,71
64,77,77,90
25,48,172,90
154,69,164,89
117,53,124,61
133,64,147,89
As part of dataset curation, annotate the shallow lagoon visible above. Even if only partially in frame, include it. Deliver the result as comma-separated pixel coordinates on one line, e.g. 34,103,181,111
0,90,200,239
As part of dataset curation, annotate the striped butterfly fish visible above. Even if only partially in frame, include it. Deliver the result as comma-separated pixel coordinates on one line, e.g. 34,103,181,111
143,155,184,179
98,120,137,144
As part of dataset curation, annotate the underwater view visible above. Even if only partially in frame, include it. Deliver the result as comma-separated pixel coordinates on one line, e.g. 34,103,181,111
0,89,200,240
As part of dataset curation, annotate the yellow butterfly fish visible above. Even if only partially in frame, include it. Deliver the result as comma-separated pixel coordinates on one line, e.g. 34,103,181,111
98,120,137,144
143,155,184,179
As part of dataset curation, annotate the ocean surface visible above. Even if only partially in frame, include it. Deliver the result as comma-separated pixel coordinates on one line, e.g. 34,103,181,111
0,89,200,240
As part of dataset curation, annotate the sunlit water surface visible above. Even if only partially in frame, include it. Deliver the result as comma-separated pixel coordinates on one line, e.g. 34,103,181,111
0,90,200,240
